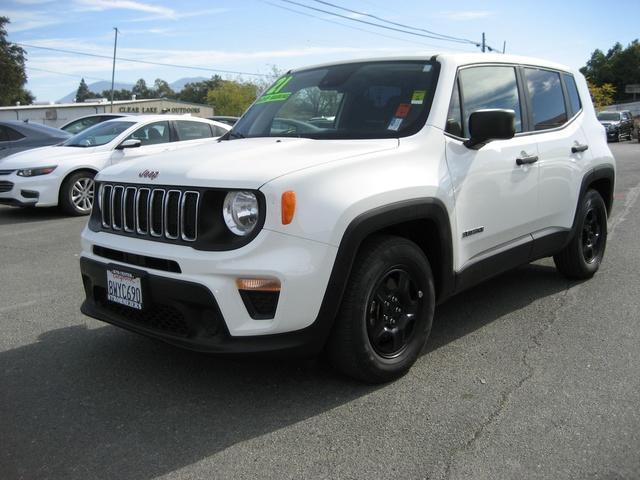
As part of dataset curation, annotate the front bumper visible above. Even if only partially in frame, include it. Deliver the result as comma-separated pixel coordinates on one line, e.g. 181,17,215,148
79,227,340,354
0,172,61,207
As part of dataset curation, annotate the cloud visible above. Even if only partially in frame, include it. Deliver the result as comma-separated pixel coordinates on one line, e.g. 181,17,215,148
123,7,229,22
3,9,62,32
73,0,175,17
437,10,493,21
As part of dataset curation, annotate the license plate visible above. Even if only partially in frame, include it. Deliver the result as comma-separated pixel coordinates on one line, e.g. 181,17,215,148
107,268,143,310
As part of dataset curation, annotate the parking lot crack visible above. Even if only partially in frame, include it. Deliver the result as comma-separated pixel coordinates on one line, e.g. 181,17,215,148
443,280,577,479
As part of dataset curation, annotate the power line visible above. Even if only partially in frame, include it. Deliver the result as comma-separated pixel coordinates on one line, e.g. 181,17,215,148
26,66,108,82
16,43,270,77
277,0,478,45
261,0,474,52
310,0,478,45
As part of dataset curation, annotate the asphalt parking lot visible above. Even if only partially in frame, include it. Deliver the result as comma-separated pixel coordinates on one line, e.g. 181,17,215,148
1,142,639,480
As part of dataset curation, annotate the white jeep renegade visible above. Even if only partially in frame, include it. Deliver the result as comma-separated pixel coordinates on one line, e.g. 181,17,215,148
79,54,615,383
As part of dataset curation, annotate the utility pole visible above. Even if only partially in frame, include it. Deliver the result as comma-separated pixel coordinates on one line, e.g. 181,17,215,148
481,32,486,53
110,27,119,113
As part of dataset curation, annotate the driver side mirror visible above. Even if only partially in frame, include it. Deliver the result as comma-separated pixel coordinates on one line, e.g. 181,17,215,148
464,109,515,150
116,138,142,150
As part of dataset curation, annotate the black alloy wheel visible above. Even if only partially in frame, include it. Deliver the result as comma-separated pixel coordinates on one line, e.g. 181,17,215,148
365,268,423,358
327,235,435,383
581,206,603,264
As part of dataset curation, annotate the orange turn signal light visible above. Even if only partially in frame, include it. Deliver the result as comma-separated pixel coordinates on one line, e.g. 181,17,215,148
281,190,296,225
236,278,281,292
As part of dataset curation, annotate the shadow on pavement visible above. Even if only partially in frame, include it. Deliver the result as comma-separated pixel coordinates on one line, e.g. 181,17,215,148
1,263,570,479
0,206,70,226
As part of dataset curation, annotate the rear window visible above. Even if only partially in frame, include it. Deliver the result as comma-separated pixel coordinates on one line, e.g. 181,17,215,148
563,74,582,117
524,68,568,130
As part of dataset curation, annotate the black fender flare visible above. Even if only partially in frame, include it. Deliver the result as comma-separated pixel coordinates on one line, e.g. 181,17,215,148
571,164,615,232
301,198,454,352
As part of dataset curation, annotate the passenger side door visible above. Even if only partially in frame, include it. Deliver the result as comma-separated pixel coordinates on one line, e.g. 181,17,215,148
444,65,540,271
110,121,173,165
530,69,592,232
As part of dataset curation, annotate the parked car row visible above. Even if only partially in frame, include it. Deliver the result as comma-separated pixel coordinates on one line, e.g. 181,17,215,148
0,116,230,214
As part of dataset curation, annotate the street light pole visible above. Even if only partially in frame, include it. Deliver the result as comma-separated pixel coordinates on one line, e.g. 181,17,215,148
110,27,119,113
482,32,486,53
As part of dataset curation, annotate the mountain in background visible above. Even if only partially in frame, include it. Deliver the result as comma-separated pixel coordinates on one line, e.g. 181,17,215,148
57,77,207,103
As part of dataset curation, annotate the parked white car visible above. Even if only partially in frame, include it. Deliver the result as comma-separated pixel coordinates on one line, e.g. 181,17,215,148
0,115,230,215
79,54,615,382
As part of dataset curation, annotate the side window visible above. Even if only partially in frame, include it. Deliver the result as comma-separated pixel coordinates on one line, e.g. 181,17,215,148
563,74,582,117
458,66,522,136
524,68,568,130
5,126,25,141
175,121,213,141
0,126,8,142
445,78,463,137
126,121,171,146
212,125,227,136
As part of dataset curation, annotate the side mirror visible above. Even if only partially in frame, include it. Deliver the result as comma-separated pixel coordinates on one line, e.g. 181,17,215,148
464,109,515,150
116,138,142,150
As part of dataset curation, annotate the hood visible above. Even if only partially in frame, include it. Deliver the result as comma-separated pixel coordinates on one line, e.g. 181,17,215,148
97,137,399,189
0,144,103,168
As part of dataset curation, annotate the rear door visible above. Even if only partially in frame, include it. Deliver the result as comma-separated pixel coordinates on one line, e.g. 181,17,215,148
444,65,540,271
528,69,591,232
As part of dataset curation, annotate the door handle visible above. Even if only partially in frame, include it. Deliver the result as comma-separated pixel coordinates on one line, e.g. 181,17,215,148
571,144,589,153
516,155,538,166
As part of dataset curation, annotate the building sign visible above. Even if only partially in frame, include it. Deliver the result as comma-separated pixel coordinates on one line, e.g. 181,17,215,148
118,106,201,114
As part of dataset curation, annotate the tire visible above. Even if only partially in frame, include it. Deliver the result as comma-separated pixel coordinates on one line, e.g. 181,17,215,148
326,235,435,383
554,189,608,280
59,170,96,216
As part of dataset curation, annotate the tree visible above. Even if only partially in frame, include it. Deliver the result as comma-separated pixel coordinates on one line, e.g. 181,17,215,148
581,40,640,102
153,78,175,98
101,89,130,101
132,78,152,99
75,78,93,102
178,76,222,104
0,17,35,105
207,80,258,116
587,82,616,109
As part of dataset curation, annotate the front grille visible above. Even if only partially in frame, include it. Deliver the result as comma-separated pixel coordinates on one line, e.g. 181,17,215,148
0,169,15,176
100,184,199,243
0,181,14,193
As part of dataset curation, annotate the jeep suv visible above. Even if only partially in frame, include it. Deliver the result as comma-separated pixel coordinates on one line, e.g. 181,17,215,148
79,54,615,383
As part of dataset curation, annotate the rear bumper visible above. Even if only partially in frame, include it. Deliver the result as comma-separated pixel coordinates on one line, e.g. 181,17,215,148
80,256,331,356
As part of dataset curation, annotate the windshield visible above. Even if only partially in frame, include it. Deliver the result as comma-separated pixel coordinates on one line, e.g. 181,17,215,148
597,112,621,121
64,120,134,147
229,60,439,140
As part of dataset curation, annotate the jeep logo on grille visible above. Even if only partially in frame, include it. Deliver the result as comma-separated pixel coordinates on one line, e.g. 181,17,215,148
138,170,159,180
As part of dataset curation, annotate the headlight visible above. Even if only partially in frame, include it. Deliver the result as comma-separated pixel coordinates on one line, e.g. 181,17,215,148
222,191,259,236
16,166,57,177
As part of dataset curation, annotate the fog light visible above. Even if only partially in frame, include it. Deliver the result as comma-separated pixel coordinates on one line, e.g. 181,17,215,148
236,278,281,292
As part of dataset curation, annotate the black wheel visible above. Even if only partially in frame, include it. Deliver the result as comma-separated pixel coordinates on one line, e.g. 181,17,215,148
59,171,96,216
554,189,607,279
327,235,435,383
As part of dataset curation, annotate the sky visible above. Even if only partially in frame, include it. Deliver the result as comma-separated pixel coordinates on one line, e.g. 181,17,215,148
3,0,639,102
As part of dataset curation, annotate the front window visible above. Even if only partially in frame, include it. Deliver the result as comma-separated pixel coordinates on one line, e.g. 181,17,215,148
125,121,171,145
597,112,621,121
64,120,134,147
229,61,439,140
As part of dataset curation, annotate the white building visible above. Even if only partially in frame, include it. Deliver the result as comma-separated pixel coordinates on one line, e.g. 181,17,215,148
0,98,214,128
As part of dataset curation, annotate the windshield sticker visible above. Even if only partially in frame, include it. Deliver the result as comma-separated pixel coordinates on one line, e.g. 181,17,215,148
256,75,294,104
388,117,403,131
422,64,432,72
411,90,426,105
395,103,411,118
